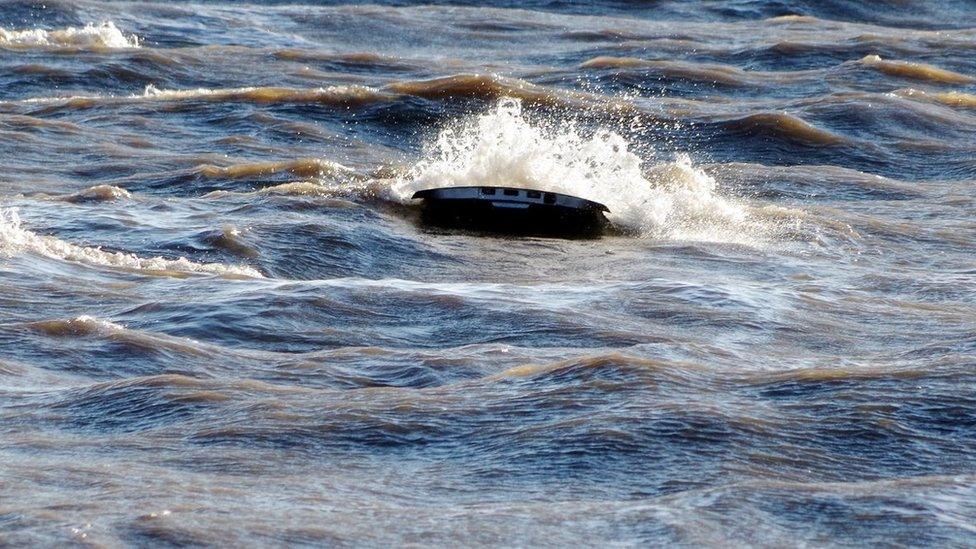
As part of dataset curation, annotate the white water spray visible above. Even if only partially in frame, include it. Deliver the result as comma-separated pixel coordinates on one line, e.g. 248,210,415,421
394,98,769,244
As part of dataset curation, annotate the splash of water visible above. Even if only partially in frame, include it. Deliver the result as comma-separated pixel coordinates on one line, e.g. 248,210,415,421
393,98,770,244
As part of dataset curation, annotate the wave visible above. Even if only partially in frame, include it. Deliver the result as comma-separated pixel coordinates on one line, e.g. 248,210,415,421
0,208,262,278
197,225,260,259
859,55,973,84
7,84,390,111
582,56,747,86
718,162,918,201
28,315,126,337
764,14,821,24
141,83,387,105
0,21,139,50
747,363,951,385
194,158,371,202
199,178,393,208
273,49,416,70
8,75,627,115
275,49,389,62
387,74,631,111
26,316,223,359
63,185,132,203
893,88,976,109
580,56,814,87
390,98,783,245
196,158,355,180
14,184,134,204
722,112,847,146
201,181,348,200
255,181,343,197
489,353,706,384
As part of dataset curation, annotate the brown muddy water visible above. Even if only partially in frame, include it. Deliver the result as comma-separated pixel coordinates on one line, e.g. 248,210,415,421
1,1,975,546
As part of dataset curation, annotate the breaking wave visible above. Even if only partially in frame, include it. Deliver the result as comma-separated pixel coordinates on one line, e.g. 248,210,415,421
0,21,139,50
0,209,262,278
27,315,224,358
392,98,780,244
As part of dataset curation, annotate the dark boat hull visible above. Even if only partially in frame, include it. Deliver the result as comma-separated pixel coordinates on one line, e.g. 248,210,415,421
412,186,610,238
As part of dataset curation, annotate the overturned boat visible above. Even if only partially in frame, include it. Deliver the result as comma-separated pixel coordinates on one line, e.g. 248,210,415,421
412,186,610,238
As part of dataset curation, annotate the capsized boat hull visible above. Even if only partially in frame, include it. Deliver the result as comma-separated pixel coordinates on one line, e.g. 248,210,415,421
412,186,610,237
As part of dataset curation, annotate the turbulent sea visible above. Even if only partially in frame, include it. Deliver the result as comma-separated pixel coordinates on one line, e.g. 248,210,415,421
2,0,975,545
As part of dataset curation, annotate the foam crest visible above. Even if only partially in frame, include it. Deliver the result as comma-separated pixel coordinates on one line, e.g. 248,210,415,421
142,84,386,106
64,185,132,203
893,88,976,109
393,98,771,244
0,209,262,278
27,316,217,357
0,22,139,50
196,158,353,179
860,55,973,85
29,315,124,337
9,84,387,109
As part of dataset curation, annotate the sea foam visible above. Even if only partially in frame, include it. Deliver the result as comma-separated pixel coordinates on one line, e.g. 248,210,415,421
0,209,262,277
0,21,139,49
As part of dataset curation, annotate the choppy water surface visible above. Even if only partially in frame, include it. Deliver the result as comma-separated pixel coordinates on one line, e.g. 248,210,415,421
2,0,975,545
